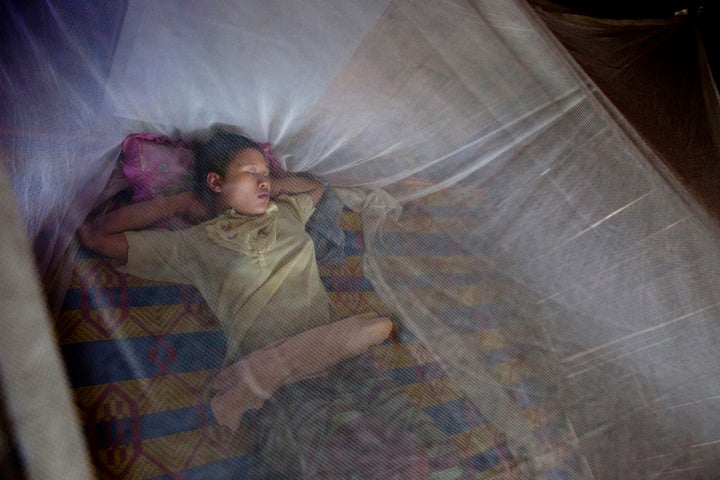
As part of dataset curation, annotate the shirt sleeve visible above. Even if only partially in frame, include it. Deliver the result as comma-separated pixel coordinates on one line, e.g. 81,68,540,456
117,229,193,284
277,193,316,225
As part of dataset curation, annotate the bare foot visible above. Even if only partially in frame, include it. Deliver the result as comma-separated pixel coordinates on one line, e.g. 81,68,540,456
209,357,276,430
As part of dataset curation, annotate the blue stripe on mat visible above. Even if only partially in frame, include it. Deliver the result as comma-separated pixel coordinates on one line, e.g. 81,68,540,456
61,284,205,310
90,403,261,449
462,446,501,473
61,331,226,387
91,406,205,448
139,406,211,441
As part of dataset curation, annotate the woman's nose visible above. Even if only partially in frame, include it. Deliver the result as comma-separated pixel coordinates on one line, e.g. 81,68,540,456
256,173,270,186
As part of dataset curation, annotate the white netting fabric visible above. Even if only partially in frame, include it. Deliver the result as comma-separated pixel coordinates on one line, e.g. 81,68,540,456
2,1,719,478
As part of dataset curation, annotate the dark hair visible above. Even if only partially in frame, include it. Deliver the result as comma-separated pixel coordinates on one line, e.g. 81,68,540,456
193,130,263,204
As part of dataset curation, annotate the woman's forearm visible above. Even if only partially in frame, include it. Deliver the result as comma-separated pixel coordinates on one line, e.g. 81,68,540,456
270,174,325,205
100,192,191,234
78,192,196,262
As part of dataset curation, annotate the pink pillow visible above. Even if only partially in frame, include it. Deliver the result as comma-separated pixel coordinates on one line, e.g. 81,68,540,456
121,133,195,203
121,132,285,203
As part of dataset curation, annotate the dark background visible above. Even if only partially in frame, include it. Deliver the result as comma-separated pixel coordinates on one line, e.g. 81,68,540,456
543,0,719,82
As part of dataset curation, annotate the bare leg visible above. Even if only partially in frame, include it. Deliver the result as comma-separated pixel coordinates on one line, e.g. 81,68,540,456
210,313,393,430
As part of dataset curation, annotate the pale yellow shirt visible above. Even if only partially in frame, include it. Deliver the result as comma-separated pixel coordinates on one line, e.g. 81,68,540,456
120,194,332,362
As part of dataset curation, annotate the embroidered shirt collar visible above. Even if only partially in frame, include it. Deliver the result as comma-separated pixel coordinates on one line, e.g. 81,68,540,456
205,203,278,255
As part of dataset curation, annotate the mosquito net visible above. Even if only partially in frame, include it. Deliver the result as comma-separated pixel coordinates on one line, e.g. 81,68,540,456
2,0,719,479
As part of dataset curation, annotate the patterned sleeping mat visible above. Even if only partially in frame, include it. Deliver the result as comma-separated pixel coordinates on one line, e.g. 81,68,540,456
57,200,582,479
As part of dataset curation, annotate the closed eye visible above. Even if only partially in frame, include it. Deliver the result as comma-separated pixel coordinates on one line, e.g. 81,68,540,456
244,170,270,180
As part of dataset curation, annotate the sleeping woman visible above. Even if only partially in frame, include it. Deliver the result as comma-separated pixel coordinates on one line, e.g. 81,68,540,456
78,129,462,479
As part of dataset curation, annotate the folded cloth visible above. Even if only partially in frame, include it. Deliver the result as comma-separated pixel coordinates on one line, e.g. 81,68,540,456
306,186,347,265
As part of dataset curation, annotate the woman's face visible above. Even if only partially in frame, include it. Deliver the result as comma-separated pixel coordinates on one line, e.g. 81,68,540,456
208,148,271,215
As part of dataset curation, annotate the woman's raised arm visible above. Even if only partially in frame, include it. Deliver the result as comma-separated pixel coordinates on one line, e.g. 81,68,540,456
77,191,205,263
270,173,325,206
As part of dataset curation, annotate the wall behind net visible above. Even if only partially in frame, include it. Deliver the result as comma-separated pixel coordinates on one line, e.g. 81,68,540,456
2,0,720,479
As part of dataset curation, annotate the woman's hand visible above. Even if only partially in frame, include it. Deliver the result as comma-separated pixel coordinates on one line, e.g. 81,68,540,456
175,191,210,223
269,174,325,206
